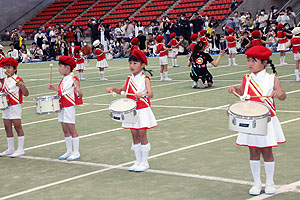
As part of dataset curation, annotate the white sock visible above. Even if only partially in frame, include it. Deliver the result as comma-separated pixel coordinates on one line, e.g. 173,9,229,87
175,59,178,66
17,136,25,152
295,69,299,81
282,56,286,63
100,71,104,79
141,143,151,166
72,137,79,154
250,160,261,185
232,58,236,64
7,137,15,151
280,56,283,64
131,143,142,164
65,136,72,153
264,161,275,184
172,59,175,67
164,71,168,79
79,72,83,79
193,81,198,87
160,72,164,80
228,58,231,65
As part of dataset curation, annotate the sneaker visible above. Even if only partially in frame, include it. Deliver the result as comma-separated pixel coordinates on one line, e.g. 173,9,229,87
164,77,172,81
58,152,72,160
232,63,238,66
134,163,149,172
100,78,108,81
198,80,205,89
0,149,15,157
192,85,199,89
265,183,276,194
66,153,80,161
128,162,140,171
249,184,262,195
160,78,165,81
282,62,288,65
9,150,25,158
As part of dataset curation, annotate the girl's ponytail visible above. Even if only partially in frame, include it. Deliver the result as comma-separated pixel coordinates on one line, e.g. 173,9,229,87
143,68,153,76
268,59,277,75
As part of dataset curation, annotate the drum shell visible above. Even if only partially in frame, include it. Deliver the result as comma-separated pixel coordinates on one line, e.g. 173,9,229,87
0,93,8,110
109,98,138,124
33,95,60,115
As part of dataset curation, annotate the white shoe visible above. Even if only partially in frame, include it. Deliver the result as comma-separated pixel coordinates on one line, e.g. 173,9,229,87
100,78,108,81
134,163,149,172
0,149,15,157
265,183,276,194
58,152,72,160
128,162,140,171
160,78,164,81
249,184,262,195
232,63,238,66
9,150,25,158
282,62,288,65
66,153,80,161
164,77,172,81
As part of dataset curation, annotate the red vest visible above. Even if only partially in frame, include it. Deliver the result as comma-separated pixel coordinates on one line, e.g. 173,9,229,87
1,76,23,105
124,75,151,110
157,44,168,57
277,31,288,44
132,46,139,51
226,36,236,48
250,39,262,47
199,36,208,47
58,76,83,108
291,36,300,53
74,54,84,64
189,42,197,51
68,47,75,56
170,39,179,49
94,49,106,61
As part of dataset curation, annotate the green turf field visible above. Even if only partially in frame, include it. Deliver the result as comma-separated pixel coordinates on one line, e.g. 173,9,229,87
0,53,299,200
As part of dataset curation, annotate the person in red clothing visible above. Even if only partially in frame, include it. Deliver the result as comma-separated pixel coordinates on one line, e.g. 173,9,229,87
199,30,209,50
66,27,75,46
73,46,86,81
48,56,83,161
167,32,180,67
276,24,291,65
189,33,198,52
93,40,112,81
156,35,172,81
0,58,29,158
245,30,271,49
287,27,300,81
130,37,140,52
0,44,6,80
68,42,75,57
225,28,238,66
106,49,157,172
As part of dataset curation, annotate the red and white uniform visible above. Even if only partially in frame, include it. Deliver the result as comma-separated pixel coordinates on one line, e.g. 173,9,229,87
200,36,209,48
250,39,263,47
226,36,237,54
189,42,197,52
74,53,85,71
277,31,288,51
122,72,157,129
1,75,23,119
236,70,286,148
58,74,83,124
68,47,75,57
170,38,179,55
94,48,109,68
0,52,6,79
291,36,300,60
157,43,168,65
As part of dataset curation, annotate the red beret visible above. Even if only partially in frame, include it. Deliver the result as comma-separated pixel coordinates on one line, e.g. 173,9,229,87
1,57,18,68
156,35,164,43
227,28,234,34
190,33,198,41
59,56,76,69
199,30,207,36
251,30,261,38
131,37,139,45
245,46,272,60
131,49,148,65
277,24,283,30
74,46,81,53
225,25,229,29
170,32,176,38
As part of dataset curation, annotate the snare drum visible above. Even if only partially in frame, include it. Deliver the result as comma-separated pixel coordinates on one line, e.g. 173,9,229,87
227,101,271,135
109,98,137,123
33,95,60,115
0,93,8,110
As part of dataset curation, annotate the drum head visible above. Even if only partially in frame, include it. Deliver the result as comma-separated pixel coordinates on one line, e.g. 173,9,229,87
229,101,269,117
110,98,136,112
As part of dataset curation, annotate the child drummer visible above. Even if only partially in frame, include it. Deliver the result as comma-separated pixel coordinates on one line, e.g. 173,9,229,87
0,57,29,157
106,49,157,172
48,56,83,161
228,46,286,195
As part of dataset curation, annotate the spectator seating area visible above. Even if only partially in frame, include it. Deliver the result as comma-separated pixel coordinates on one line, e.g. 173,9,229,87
21,0,245,34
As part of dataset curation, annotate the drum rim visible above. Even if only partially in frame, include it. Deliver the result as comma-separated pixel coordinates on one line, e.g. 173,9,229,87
35,110,60,115
109,98,137,112
227,101,270,119
33,95,60,101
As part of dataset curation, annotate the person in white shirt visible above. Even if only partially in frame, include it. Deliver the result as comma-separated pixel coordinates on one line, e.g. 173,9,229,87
7,43,19,61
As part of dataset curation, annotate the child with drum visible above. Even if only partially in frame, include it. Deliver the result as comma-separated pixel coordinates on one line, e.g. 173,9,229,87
228,46,286,195
106,49,157,172
48,56,83,161
156,35,172,81
74,46,86,81
0,57,29,157
188,41,225,88
93,40,112,81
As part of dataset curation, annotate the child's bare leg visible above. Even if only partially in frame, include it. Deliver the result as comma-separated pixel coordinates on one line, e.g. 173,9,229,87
4,119,14,137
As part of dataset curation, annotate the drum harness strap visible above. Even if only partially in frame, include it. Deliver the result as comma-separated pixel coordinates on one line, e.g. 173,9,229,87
126,74,149,106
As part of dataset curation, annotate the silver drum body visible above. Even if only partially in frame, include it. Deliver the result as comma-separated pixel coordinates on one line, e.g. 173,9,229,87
109,98,138,124
33,95,60,115
227,101,271,135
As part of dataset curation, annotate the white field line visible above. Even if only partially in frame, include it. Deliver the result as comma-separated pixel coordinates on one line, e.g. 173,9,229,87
1,114,299,200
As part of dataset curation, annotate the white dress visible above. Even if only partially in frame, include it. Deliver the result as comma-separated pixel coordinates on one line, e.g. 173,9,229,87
236,70,286,148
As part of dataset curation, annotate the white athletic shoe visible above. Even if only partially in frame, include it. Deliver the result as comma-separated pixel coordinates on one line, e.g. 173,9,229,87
9,150,25,158
164,77,172,81
128,162,140,171
160,78,165,81
134,163,149,172
265,183,276,194
100,78,108,81
0,149,15,157
66,153,80,161
58,152,72,160
249,184,262,195
232,63,238,66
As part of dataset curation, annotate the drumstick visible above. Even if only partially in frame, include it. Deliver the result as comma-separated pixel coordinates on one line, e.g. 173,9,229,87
233,91,241,98
248,95,272,99
3,69,19,82
120,91,148,98
50,64,53,85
